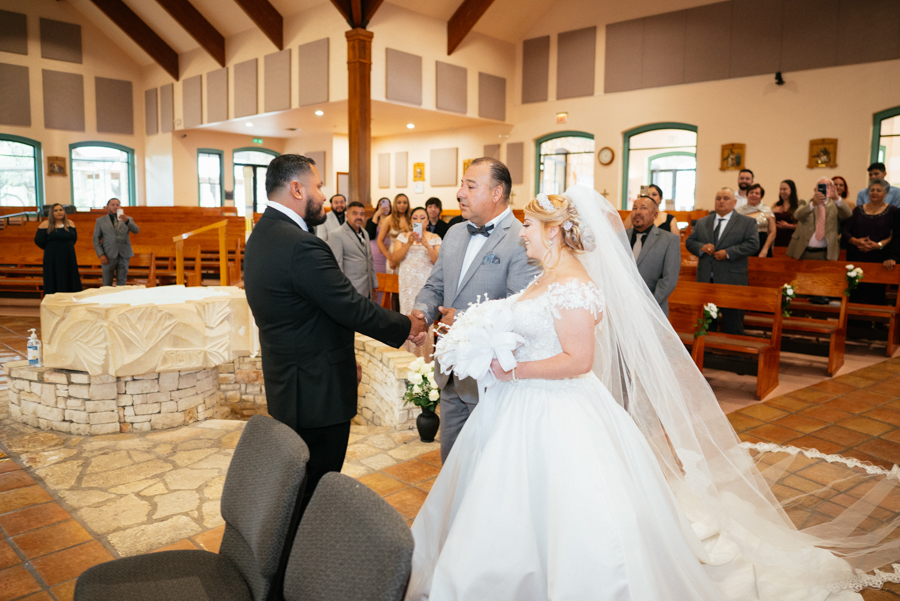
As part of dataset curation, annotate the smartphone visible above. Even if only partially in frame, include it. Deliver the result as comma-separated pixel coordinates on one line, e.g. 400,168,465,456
639,185,650,196
413,222,423,237
817,183,827,197
117,208,124,218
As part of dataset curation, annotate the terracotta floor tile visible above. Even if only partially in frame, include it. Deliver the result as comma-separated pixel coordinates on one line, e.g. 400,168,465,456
30,540,114,586
765,396,813,413
0,471,36,493
417,450,443,467
832,374,879,389
417,478,436,493
839,388,896,406
0,460,21,475
736,404,789,422
855,439,900,466
727,413,765,432
381,460,441,485
737,433,765,444
812,425,873,447
785,388,836,404
151,539,198,553
862,406,900,426
383,488,428,520
881,430,900,445
798,463,861,490
785,435,846,455
869,378,900,397
743,424,802,445
836,417,896,437
0,538,19,570
771,414,829,434
809,380,859,395
839,448,894,471
862,588,900,600
0,565,41,601
854,367,898,382
191,525,225,553
357,473,408,497
0,503,71,537
12,520,93,560
18,592,54,601
0,486,53,514
50,579,77,601
799,405,854,424
824,397,886,415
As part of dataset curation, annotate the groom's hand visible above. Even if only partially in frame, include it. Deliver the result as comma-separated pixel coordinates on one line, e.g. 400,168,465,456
407,310,428,345
438,306,456,328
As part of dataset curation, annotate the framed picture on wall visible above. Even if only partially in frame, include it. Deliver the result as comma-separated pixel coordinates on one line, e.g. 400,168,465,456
808,139,838,168
47,156,67,176
463,158,474,173
719,144,745,171
413,163,425,182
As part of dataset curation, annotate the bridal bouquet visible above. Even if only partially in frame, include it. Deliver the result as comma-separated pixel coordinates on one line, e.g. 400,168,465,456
433,296,524,387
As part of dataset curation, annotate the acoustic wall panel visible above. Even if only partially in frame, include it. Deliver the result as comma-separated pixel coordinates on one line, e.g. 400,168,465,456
483,144,500,160
181,75,201,129
96,77,133,135
0,63,30,126
684,2,732,84
478,72,506,121
507,143,524,186
265,49,290,112
207,68,228,123
395,152,408,187
641,14,685,88
160,83,174,133
604,19,643,93
298,38,329,106
729,0,783,78
145,88,158,135
522,36,550,103
0,10,27,55
234,58,258,118
557,27,596,99
436,61,466,114
378,153,391,188
306,151,326,185
42,70,84,131
781,0,838,72
40,18,82,64
386,48,422,106
836,0,900,66
430,148,458,187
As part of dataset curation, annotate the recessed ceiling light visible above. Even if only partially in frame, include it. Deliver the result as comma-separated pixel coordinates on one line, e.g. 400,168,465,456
407,123,415,129
245,122,253,127
314,110,324,116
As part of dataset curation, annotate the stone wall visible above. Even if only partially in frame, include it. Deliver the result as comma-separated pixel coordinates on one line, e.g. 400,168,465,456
218,356,267,419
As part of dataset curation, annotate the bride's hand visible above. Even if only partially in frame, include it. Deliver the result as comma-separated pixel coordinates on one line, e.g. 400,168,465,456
490,359,514,382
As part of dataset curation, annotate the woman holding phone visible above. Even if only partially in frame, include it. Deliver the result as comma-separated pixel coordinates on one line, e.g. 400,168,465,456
392,207,441,359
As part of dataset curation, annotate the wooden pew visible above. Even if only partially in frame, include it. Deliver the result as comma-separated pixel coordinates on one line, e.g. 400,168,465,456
376,273,399,310
669,281,783,399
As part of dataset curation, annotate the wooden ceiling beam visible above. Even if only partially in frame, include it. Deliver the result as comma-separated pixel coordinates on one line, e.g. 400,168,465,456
330,0,383,29
447,0,495,55
87,0,179,80
234,0,283,50
350,0,363,28
154,0,225,67
362,0,384,27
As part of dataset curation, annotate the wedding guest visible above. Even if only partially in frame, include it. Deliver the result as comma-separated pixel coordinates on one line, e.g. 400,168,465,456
622,184,680,234
425,197,449,238
772,179,804,247
92,197,139,286
844,178,894,304
328,202,378,300
735,168,754,206
315,193,347,242
447,199,466,227
857,162,900,207
737,184,776,257
392,207,442,359
35,203,82,295
366,197,392,275
833,176,849,200
786,178,851,261
376,193,411,272
625,196,681,315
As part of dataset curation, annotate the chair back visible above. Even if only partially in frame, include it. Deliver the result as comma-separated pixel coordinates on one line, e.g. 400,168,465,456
283,473,414,601
219,415,310,601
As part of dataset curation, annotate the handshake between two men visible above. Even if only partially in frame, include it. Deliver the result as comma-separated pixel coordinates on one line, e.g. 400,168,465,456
405,306,457,347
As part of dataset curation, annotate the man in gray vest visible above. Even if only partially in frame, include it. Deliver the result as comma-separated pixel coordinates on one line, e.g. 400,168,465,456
328,201,378,299
92,197,139,286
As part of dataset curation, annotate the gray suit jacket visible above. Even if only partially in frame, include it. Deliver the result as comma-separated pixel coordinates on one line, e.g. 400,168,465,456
685,212,759,285
328,222,377,299
414,211,541,395
92,214,139,260
786,199,852,261
315,211,343,242
626,226,681,315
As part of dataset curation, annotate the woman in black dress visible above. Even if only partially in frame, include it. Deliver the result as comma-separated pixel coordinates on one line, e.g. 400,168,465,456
34,203,82,295
772,179,804,247
843,179,893,304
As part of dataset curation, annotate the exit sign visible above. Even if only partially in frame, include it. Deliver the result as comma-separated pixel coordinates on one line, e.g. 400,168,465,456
252,138,263,144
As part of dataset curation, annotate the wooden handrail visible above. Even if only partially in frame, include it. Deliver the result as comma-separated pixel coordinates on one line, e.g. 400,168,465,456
173,220,229,286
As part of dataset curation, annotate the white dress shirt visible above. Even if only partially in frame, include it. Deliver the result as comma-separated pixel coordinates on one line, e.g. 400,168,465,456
457,207,511,291
712,211,733,242
735,190,748,207
269,201,309,232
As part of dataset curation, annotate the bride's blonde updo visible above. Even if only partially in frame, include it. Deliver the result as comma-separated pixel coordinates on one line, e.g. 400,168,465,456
523,193,587,253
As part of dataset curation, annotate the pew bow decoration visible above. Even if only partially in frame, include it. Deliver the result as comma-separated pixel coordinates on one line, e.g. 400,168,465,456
694,303,718,339
782,283,796,317
845,264,863,296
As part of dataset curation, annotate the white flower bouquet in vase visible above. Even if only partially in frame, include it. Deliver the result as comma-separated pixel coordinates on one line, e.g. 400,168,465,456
403,357,441,442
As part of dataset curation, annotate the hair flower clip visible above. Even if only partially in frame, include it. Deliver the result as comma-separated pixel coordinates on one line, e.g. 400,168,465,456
536,193,554,212
562,220,573,231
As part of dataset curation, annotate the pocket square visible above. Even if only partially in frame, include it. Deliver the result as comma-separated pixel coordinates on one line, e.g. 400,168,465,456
482,252,501,265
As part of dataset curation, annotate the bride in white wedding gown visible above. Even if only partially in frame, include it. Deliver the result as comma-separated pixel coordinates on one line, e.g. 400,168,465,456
405,187,900,601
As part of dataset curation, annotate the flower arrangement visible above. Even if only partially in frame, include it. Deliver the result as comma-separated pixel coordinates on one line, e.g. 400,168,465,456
694,303,718,338
403,357,440,412
845,264,863,296
782,282,796,317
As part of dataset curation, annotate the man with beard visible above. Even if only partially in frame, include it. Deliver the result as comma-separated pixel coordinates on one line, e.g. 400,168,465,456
735,168,753,206
315,193,347,242
244,154,427,508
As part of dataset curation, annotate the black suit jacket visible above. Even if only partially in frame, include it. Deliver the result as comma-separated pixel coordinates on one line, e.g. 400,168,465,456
427,219,450,239
244,207,411,430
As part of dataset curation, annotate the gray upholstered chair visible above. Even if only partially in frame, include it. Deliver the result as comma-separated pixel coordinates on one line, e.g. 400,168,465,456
282,472,414,601
74,415,310,601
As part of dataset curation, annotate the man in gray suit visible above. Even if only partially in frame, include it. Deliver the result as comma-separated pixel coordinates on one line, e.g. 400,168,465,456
686,188,759,334
315,194,346,242
328,201,378,299
412,158,540,461
92,197,139,286
626,196,681,316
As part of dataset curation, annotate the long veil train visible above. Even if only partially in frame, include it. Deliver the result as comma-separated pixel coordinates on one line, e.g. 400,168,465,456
568,184,900,593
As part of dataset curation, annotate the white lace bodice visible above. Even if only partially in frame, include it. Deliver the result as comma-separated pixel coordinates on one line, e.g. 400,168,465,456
512,279,605,363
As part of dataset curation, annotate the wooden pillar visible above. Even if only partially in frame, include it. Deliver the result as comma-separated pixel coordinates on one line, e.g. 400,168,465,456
346,28,373,208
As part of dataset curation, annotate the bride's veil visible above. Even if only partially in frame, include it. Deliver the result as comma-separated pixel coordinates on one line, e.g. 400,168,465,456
564,184,900,591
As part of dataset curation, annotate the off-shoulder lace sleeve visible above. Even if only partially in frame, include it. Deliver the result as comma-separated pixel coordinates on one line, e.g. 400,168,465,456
545,280,605,320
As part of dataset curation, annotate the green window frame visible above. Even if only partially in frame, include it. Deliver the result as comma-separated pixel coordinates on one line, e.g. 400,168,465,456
233,147,280,215
622,122,697,209
69,141,136,208
197,148,224,207
0,133,44,209
871,106,900,163
533,130,595,196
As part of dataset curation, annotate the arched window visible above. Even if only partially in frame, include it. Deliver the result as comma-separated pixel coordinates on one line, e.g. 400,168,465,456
535,131,594,195
623,123,697,210
0,134,43,208
233,148,279,216
872,106,900,185
198,149,224,207
69,142,135,208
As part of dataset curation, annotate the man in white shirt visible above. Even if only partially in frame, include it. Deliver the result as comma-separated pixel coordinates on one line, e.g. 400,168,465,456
315,194,347,242
735,169,754,206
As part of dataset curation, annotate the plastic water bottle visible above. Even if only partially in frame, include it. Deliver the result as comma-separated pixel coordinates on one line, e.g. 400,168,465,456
27,329,42,367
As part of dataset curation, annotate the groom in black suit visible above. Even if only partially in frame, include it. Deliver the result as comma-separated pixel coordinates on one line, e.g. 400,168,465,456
244,154,426,505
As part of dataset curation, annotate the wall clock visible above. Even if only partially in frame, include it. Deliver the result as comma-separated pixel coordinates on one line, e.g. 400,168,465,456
598,147,615,166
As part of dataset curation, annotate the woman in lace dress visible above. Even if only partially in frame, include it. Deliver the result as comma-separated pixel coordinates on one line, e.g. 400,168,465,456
392,207,440,359
406,188,900,601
